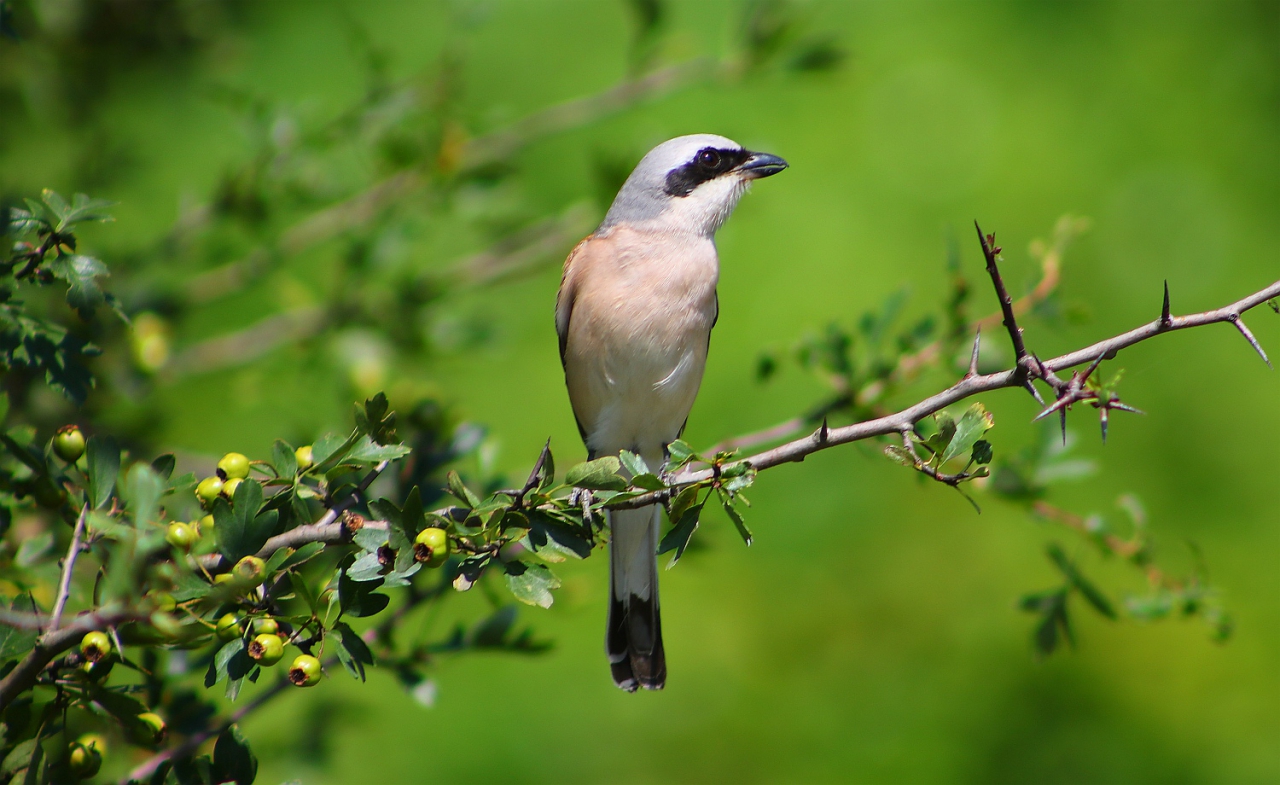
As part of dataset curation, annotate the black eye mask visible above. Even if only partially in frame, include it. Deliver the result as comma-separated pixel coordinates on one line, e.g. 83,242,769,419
663,147,751,197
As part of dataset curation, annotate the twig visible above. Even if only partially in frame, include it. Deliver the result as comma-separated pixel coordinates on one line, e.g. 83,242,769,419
607,276,1280,510
48,504,89,633
0,606,146,707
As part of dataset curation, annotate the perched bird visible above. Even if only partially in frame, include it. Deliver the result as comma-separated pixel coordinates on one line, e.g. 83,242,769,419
555,134,788,691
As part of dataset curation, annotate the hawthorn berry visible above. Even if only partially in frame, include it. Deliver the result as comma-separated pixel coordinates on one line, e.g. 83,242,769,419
248,633,285,666
67,740,102,779
222,476,244,500
295,445,314,470
254,617,279,635
165,522,198,550
218,452,250,480
413,527,449,566
215,613,242,642
233,555,266,586
288,654,322,687
137,712,167,744
52,425,86,463
195,476,223,504
79,631,111,663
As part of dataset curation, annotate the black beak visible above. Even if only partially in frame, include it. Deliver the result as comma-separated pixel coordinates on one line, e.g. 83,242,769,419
739,151,789,178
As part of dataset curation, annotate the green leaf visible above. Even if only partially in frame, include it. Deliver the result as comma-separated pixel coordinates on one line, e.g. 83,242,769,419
445,470,481,507
630,473,665,491
347,551,386,582
883,444,916,467
338,570,389,617
668,485,700,524
564,456,627,491
123,463,165,528
618,450,649,477
722,499,752,546
971,440,993,465
150,453,177,481
14,532,52,567
212,724,258,785
288,572,318,615
332,622,374,681
658,501,704,568
941,403,994,465
346,434,411,463
504,562,561,608
1047,543,1116,619
666,440,697,467
214,480,271,562
46,254,108,317
271,439,297,478
86,434,120,510
0,595,39,663
527,511,592,560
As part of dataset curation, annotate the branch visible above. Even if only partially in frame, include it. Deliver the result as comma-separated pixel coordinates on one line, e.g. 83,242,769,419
47,504,89,633
0,606,146,707
607,275,1279,510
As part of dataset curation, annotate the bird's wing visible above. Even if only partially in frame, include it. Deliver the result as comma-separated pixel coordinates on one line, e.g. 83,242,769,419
556,234,598,446
556,235,594,369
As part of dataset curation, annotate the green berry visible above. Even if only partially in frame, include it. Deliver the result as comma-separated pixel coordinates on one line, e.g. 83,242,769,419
67,740,102,779
149,592,177,613
215,613,242,642
413,527,449,566
195,476,223,504
52,425,86,463
233,555,265,586
165,522,198,550
288,654,322,687
294,445,314,470
79,631,111,663
218,452,250,480
198,514,215,533
79,657,113,682
137,712,167,744
221,477,243,500
248,633,284,666
214,573,236,586
253,617,279,635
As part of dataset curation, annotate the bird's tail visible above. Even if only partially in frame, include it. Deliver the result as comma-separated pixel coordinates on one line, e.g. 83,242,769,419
606,502,665,691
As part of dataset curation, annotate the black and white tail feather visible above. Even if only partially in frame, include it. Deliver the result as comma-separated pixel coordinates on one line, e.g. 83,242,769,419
606,504,665,691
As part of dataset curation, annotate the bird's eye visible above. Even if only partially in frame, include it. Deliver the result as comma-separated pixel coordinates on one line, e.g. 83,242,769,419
697,149,721,169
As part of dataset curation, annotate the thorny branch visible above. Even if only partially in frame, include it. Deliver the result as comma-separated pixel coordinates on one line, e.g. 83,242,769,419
47,504,89,633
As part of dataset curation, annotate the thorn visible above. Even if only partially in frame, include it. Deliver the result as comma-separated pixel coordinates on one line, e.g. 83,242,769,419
1100,407,1109,445
818,417,829,444
1059,408,1067,445
1231,316,1272,368
967,329,981,376
1023,378,1044,405
1160,280,1171,328
1032,395,1074,423
1109,401,1145,415
1080,351,1107,384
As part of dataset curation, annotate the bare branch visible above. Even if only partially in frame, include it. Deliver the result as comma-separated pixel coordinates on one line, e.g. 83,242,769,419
48,504,88,633
607,276,1280,510
1229,315,1271,368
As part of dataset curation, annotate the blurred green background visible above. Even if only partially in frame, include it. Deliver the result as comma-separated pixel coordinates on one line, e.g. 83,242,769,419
3,1,1279,782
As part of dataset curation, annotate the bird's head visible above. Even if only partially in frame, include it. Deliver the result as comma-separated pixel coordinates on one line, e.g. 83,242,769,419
601,134,788,237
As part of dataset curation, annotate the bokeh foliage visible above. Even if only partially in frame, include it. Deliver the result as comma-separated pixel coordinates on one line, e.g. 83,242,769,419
1,0,1278,783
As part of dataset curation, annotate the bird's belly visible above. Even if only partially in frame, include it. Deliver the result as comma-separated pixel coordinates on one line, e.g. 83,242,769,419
572,296,713,459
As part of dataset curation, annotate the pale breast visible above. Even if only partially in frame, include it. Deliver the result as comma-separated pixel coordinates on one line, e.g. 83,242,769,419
560,227,719,457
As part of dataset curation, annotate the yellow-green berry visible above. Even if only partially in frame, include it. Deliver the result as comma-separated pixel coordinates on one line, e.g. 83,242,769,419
215,613,242,642
67,740,102,779
53,425,86,463
288,654,322,687
294,445,314,471
253,617,279,635
195,476,223,504
137,712,167,744
413,527,449,566
233,555,265,586
165,522,198,550
218,452,250,480
248,633,284,666
79,631,111,663
221,477,243,500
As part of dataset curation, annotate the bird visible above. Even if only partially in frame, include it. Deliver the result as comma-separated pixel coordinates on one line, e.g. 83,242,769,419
555,134,788,691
